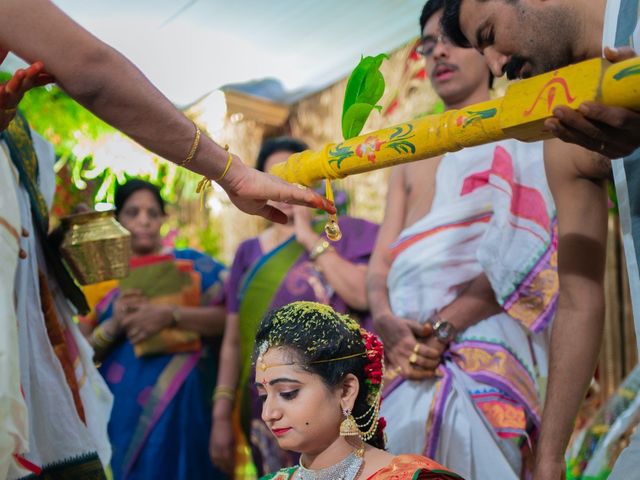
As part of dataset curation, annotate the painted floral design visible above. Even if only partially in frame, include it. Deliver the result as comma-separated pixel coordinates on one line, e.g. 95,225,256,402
456,108,498,128
327,142,354,169
386,123,416,155
355,135,384,163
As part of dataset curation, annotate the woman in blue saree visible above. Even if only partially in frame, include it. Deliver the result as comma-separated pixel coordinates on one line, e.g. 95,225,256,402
80,179,228,480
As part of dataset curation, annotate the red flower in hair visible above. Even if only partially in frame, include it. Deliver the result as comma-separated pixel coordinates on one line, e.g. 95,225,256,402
361,329,384,385
373,416,387,447
378,416,387,431
364,363,383,385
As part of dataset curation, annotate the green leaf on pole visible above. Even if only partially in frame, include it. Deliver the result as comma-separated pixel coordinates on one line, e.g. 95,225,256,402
341,53,388,139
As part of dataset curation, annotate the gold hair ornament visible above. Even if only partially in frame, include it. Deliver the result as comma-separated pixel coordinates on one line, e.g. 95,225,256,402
256,348,371,372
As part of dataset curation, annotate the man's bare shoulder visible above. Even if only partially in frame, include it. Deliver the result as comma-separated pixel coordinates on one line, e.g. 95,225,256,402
403,157,443,190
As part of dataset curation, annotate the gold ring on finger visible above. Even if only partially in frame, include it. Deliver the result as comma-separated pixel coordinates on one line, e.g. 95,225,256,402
413,343,420,354
409,352,418,364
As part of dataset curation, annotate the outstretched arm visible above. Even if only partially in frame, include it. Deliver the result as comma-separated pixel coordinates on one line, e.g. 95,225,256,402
533,139,609,480
0,0,333,222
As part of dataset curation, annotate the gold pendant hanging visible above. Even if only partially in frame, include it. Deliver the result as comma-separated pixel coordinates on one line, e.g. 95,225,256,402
324,179,342,242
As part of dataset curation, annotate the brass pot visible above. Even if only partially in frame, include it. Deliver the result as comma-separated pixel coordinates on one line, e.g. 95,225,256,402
60,210,131,285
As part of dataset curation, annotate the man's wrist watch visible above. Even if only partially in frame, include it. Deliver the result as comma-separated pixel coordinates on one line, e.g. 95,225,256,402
431,314,457,344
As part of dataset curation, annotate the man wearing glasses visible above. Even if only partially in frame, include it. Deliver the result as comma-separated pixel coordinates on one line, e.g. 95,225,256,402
367,0,558,477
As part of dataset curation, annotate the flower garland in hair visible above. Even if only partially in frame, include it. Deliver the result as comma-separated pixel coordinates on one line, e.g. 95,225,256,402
359,328,386,444
361,328,384,386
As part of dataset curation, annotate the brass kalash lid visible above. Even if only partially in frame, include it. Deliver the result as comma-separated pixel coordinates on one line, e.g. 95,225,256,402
60,209,131,285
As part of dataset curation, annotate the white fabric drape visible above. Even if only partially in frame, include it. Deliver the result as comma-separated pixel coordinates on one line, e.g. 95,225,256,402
5,131,113,479
382,141,555,479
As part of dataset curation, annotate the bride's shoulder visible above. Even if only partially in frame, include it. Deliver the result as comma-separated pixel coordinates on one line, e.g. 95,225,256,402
367,453,465,479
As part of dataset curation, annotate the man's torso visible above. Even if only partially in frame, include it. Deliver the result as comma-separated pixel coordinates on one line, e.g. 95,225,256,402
401,155,443,228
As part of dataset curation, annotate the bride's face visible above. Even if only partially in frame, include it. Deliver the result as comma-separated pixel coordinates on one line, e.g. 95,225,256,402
255,347,344,455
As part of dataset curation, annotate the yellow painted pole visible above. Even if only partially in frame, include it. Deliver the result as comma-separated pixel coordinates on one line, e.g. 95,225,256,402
271,57,640,186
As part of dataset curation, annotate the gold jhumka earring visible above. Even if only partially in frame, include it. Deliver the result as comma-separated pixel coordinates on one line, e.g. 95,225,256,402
339,408,360,437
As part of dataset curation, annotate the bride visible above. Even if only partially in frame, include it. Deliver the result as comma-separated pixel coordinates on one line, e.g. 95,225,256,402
252,301,463,480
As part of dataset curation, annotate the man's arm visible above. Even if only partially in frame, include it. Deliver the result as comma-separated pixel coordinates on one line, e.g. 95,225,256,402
0,0,227,174
439,274,503,332
367,166,407,323
533,139,609,480
0,0,333,222
367,166,431,377
414,272,503,375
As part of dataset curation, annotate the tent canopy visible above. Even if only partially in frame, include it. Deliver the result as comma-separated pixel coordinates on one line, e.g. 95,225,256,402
9,0,425,106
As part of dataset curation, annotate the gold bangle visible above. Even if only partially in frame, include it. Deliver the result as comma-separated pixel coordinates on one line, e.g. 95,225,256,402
213,391,235,403
179,123,201,167
93,336,110,350
214,385,235,394
214,144,233,182
95,324,114,342
309,239,334,261
213,385,236,403
92,325,114,350
195,144,234,210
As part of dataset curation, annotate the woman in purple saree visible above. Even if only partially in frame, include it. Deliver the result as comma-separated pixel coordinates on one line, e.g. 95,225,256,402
209,137,379,477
